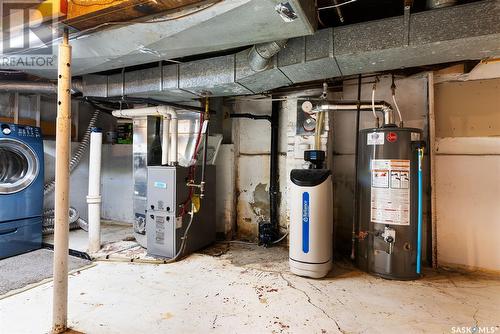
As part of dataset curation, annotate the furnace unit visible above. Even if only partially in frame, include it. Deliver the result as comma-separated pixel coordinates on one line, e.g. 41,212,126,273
146,165,216,258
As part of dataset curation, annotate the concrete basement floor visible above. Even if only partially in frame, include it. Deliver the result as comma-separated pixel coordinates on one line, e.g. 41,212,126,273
1,244,499,334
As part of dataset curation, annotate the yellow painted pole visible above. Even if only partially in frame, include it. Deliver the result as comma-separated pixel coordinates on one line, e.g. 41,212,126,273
52,28,72,334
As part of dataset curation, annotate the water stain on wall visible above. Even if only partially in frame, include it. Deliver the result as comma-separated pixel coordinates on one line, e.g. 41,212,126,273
250,183,270,221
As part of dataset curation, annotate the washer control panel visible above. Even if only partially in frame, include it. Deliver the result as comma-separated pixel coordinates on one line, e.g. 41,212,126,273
0,124,41,138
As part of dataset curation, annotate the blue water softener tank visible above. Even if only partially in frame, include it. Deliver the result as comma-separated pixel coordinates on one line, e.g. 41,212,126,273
289,150,333,278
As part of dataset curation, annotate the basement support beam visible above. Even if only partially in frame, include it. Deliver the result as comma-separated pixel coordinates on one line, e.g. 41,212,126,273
52,28,72,334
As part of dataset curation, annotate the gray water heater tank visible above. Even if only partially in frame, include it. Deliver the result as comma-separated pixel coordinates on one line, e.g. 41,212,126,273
356,126,424,280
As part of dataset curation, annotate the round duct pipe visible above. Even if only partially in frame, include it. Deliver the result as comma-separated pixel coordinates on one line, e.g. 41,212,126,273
427,0,456,9
248,40,288,72
0,79,83,94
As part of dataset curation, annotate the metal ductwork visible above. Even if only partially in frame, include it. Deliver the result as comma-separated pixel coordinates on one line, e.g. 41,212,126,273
0,79,82,94
80,0,500,101
248,40,288,72
0,81,57,94
3,0,316,78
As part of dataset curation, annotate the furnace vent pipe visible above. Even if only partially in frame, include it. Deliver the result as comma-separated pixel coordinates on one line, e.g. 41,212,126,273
162,115,171,165
87,128,102,254
248,40,288,72
112,105,178,165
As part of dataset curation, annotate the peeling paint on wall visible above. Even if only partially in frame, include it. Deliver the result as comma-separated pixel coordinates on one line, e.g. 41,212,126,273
250,183,270,223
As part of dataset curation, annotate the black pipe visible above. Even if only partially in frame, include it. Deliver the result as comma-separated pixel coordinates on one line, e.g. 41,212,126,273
351,74,362,260
229,113,271,122
268,99,280,246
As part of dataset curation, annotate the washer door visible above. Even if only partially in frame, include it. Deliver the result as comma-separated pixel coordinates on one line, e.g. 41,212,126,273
0,138,40,194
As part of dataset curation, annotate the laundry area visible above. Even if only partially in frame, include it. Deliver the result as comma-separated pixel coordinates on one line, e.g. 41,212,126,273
0,0,499,333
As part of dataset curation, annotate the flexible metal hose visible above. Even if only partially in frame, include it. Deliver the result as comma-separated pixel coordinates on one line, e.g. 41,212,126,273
43,110,100,195
42,110,99,234
42,207,88,235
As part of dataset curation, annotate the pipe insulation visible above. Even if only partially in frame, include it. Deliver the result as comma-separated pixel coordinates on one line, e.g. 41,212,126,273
112,105,178,164
87,129,103,253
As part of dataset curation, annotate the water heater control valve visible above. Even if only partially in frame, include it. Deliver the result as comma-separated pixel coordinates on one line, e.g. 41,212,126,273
382,226,396,254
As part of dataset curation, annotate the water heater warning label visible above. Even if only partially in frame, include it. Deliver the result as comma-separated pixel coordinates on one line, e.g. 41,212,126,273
370,159,410,225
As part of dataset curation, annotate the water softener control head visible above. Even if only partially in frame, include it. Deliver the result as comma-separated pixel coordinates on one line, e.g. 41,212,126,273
304,150,326,169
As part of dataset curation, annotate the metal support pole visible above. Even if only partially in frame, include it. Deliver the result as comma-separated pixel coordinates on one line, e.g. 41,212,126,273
52,29,72,334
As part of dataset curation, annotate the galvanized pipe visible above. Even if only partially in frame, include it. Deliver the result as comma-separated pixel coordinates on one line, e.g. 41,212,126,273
52,29,71,334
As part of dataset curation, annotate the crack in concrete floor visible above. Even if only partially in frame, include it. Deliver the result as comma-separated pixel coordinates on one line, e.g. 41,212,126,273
279,273,346,334
0,243,499,334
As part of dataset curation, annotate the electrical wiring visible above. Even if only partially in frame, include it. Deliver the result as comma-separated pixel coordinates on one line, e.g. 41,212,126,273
272,231,289,244
392,94,403,126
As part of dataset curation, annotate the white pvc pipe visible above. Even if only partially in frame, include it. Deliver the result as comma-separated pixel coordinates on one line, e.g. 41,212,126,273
112,105,178,164
170,117,178,164
87,130,102,254
162,116,170,165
